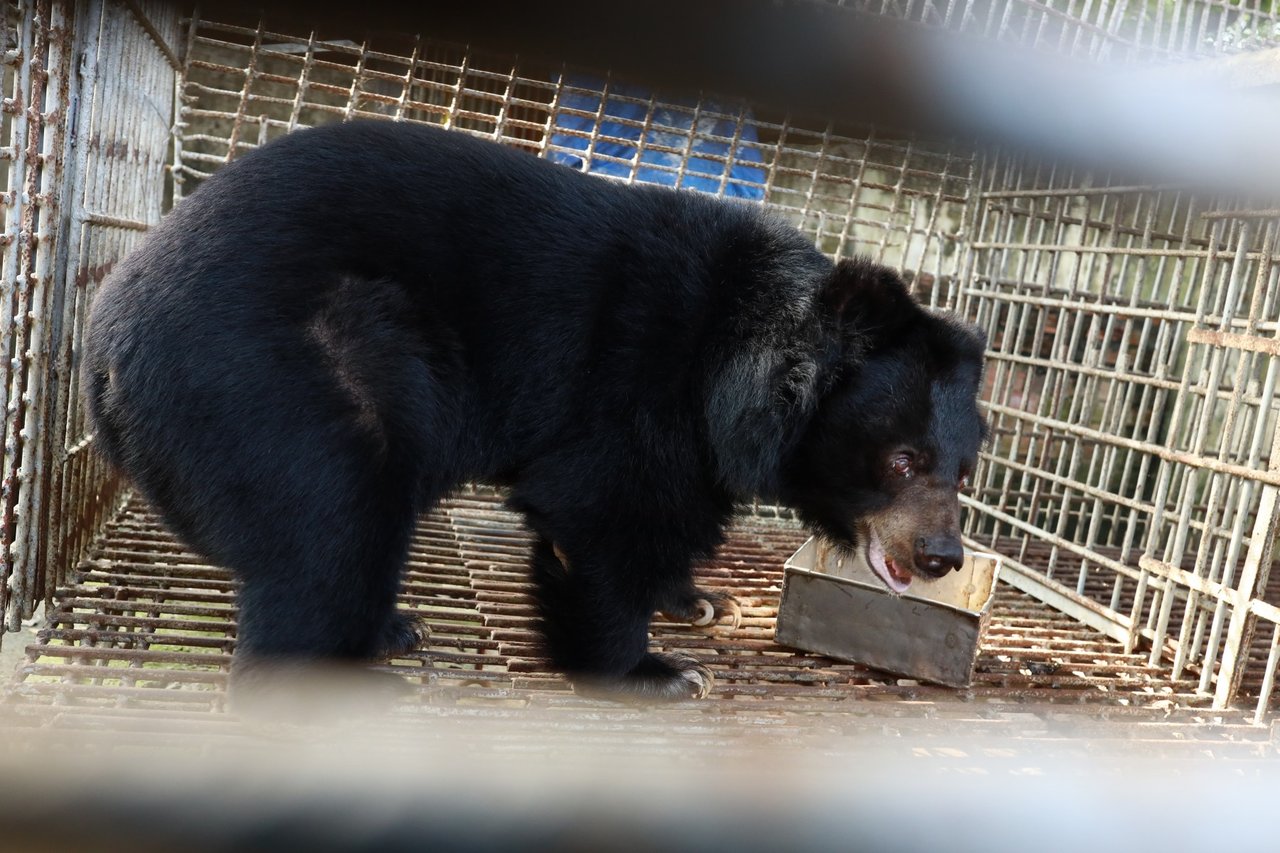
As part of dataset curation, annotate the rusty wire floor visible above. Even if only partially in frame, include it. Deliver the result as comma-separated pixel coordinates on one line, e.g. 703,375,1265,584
3,490,1278,762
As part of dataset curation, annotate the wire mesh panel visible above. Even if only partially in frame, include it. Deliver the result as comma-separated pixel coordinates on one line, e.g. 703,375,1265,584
959,162,1280,705
949,2,1280,719
172,17,976,308
0,0,179,639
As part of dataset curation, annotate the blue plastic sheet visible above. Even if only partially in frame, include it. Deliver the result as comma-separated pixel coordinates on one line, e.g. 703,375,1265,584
548,76,767,199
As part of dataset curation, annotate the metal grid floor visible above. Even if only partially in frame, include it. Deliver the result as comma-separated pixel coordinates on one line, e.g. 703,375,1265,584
3,490,1276,760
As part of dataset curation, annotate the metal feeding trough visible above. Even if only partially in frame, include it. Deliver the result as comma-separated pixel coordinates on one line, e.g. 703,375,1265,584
776,538,1002,688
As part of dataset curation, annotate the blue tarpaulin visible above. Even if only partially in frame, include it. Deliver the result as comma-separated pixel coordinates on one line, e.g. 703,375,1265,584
548,76,767,199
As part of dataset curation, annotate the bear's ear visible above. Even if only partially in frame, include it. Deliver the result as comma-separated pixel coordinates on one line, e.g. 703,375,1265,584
820,257,919,334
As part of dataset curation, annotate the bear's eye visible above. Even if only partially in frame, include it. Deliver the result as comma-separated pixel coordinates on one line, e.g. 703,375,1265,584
958,473,971,491
890,454,914,478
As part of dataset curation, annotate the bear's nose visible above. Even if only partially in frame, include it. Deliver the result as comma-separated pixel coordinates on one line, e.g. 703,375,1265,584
914,535,964,577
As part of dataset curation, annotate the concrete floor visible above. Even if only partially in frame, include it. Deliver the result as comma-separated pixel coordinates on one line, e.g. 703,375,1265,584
1,609,42,681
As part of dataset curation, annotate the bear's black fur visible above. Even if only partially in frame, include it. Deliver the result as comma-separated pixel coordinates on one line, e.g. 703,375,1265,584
85,121,987,701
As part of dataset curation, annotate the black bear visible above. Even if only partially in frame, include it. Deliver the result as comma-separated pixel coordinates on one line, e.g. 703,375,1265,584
84,121,987,701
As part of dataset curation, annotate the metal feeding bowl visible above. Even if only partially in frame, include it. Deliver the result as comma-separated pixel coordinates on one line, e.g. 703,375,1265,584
776,538,1002,688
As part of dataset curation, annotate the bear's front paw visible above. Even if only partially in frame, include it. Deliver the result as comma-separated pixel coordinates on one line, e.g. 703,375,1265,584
662,588,742,630
571,652,714,702
378,611,431,658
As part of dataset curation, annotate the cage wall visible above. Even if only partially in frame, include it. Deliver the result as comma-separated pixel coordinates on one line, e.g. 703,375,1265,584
0,0,178,636
938,3,1280,717
961,154,1280,716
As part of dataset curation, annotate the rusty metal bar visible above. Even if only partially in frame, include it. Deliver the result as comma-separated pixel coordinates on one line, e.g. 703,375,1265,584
967,4,1280,710
173,14,976,279
960,117,1280,715
16,0,73,624
1254,622,1280,725
1186,326,1280,356
80,211,150,231
1153,219,1252,676
1183,227,1279,686
3,0,54,632
979,185,1168,199
0,4,28,634
1213,401,1280,707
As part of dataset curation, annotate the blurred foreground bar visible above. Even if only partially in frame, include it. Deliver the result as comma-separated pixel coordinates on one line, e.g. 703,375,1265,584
4,721,1280,853
216,0,1280,196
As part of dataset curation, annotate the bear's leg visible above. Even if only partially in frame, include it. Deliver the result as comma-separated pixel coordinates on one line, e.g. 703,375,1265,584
529,535,713,701
211,402,440,712
229,466,423,678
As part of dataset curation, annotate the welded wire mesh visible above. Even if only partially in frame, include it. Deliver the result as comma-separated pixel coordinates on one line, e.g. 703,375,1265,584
172,18,977,309
938,2,1280,719
959,165,1280,706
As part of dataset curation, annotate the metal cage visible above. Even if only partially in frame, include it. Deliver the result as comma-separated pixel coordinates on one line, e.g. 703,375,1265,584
6,0,1280,724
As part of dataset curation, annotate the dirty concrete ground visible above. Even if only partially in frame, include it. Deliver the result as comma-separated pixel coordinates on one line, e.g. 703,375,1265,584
1,608,42,682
